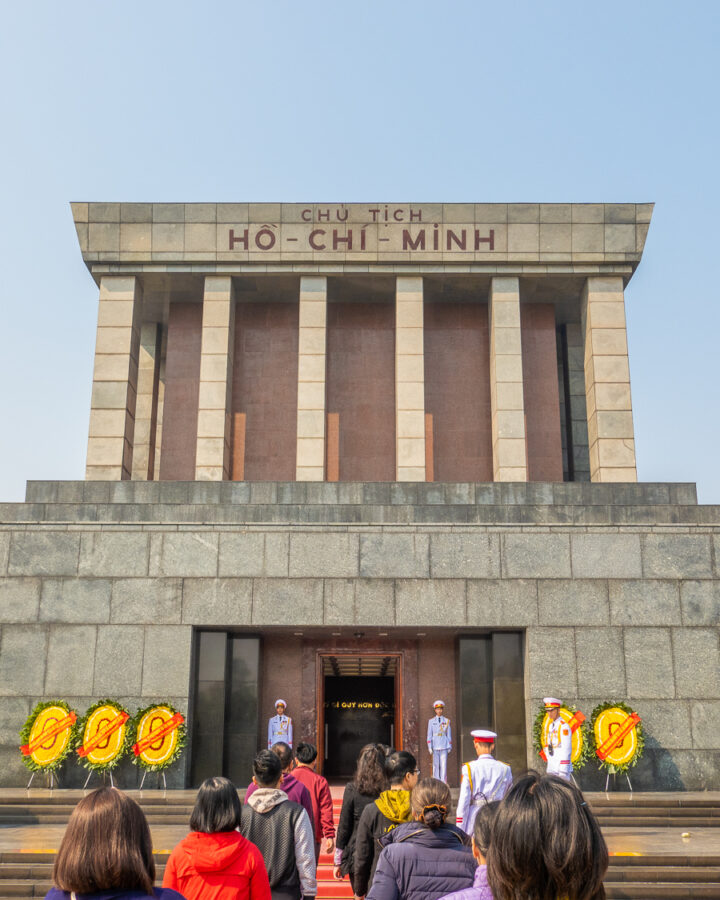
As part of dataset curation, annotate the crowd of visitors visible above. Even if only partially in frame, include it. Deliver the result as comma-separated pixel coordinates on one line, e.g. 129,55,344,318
44,743,608,900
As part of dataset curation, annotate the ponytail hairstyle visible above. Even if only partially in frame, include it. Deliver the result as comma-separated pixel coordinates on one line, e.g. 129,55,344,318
353,743,388,797
411,776,451,830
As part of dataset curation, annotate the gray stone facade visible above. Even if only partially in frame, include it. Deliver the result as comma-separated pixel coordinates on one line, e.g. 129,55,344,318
1,480,718,790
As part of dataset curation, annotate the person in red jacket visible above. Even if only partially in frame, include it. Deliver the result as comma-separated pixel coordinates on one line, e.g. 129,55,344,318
164,776,271,900
292,742,336,864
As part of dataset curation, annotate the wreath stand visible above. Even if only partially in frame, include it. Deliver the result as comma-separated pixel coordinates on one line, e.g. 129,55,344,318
139,769,167,790
82,769,116,790
605,770,633,792
26,769,61,790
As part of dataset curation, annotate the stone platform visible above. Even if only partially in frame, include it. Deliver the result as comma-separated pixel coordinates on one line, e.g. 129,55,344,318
0,791,718,899
9,479,717,525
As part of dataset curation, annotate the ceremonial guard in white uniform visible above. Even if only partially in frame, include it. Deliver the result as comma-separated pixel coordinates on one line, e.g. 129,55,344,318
456,729,512,835
267,698,293,749
542,697,572,781
426,700,452,783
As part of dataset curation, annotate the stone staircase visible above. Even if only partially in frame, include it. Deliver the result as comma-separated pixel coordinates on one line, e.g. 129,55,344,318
0,792,718,899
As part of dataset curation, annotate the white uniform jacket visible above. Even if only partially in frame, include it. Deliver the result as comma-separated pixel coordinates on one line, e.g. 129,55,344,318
267,714,293,748
456,754,512,834
544,716,572,777
427,715,452,751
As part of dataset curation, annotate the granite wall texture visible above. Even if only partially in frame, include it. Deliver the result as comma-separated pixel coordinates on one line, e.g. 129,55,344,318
0,481,718,790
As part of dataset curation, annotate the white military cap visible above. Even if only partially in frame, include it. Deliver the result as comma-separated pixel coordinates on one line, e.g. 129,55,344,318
471,729,497,743
274,699,287,708
543,697,562,709
433,700,445,708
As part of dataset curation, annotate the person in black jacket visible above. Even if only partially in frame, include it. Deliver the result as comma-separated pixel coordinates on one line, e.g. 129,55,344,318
367,778,475,900
353,751,418,898
333,743,388,896
240,750,317,900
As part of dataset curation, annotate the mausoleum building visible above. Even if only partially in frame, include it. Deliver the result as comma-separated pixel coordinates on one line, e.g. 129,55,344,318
0,202,718,790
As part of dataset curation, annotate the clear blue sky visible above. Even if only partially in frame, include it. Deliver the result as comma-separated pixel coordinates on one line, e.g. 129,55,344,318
1,2,718,502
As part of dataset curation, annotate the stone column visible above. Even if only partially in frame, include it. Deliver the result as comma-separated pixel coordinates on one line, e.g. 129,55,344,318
582,276,637,481
131,323,161,480
489,277,527,481
195,276,235,481
395,277,426,481
295,276,327,481
86,275,142,480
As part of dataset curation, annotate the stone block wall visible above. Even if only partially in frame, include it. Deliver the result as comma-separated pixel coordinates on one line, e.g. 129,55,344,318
0,482,718,789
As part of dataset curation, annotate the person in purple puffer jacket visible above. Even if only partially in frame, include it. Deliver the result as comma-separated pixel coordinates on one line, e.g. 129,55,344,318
367,778,475,900
438,802,499,900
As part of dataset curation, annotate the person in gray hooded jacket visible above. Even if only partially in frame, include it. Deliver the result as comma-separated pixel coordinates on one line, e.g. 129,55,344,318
240,751,316,900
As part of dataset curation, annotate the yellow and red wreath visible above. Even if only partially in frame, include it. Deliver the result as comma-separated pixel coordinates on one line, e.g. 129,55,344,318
132,703,186,772
19,700,79,773
591,701,644,774
75,700,132,772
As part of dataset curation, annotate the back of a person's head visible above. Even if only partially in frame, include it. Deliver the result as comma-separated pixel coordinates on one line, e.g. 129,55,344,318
353,743,388,797
295,742,318,764
473,800,500,857
190,776,242,833
52,787,154,895
271,740,294,770
410,776,450,829
487,772,608,900
254,749,283,786
385,750,417,785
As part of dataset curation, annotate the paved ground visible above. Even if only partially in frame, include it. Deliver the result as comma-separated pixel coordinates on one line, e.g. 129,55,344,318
2,823,719,858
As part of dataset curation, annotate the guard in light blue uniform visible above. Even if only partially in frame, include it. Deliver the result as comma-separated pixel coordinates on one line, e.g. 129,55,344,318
267,698,293,749
426,700,452,783
456,729,512,835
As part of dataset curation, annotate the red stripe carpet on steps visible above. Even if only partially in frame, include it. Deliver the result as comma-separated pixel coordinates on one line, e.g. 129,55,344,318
318,798,354,900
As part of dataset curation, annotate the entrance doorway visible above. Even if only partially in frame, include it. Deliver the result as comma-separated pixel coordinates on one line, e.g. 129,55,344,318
319,654,399,778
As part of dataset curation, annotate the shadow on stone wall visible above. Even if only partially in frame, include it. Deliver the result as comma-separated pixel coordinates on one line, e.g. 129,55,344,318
530,744,707,792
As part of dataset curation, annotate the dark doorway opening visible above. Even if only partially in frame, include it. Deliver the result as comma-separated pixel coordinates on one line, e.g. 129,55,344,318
323,673,395,778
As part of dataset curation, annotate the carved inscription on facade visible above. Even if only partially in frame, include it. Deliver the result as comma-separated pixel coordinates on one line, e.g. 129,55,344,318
225,206,496,256
228,225,495,253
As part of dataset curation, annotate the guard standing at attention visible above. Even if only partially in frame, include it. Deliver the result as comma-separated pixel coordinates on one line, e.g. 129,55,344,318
268,699,293,749
456,729,512,834
426,700,452,783
542,697,572,781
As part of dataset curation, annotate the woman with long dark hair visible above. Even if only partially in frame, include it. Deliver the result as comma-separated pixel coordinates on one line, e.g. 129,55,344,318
367,777,475,900
333,743,388,896
163,776,271,900
486,771,608,900
45,787,184,900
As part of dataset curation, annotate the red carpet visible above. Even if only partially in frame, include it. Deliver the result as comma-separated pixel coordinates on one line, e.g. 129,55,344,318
317,797,354,899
